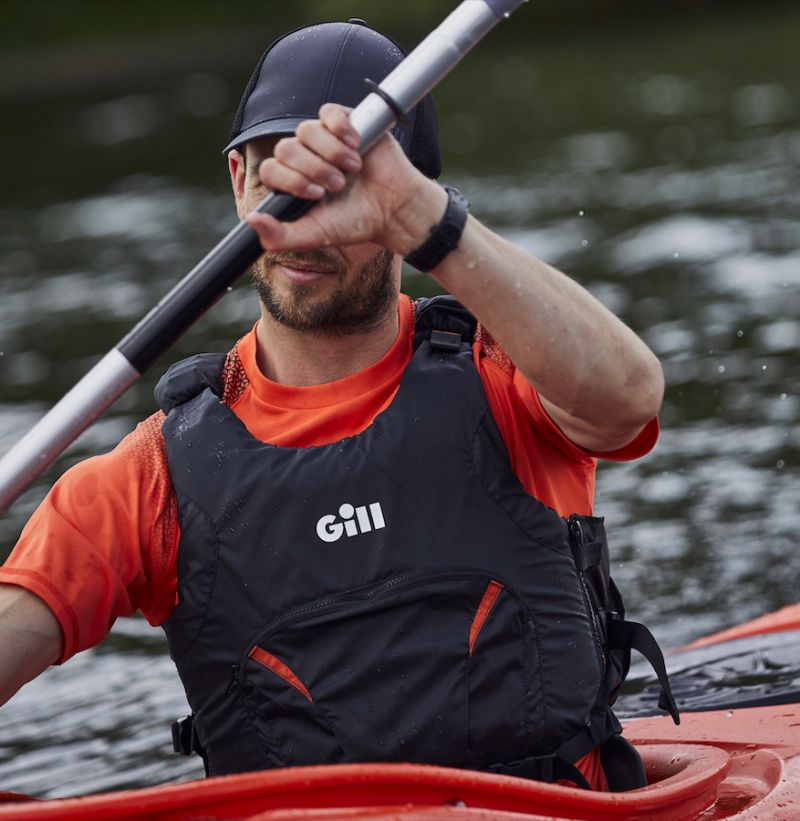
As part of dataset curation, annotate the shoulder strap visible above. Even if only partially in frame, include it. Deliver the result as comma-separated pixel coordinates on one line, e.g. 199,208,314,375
412,295,478,351
154,352,228,413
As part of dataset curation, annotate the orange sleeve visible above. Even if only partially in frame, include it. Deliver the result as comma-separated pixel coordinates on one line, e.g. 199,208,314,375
513,371,659,463
0,412,179,663
474,323,658,518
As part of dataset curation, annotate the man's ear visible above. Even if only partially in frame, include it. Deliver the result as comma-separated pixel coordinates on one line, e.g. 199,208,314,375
228,149,247,220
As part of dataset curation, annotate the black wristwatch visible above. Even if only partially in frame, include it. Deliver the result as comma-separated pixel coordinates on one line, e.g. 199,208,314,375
404,185,470,273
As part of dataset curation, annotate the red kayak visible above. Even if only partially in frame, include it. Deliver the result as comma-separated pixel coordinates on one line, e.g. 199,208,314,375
3,606,800,821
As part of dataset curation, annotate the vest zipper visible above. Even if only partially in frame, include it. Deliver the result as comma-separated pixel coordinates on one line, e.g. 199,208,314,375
239,567,529,678
578,572,606,682
568,519,607,682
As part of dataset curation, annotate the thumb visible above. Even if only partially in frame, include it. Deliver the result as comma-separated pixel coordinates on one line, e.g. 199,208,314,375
246,211,286,250
246,210,328,253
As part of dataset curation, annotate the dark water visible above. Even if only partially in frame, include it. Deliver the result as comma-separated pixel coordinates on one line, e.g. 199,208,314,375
2,4,800,799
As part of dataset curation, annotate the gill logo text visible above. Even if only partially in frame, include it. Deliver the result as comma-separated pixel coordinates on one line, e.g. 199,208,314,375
316,502,386,543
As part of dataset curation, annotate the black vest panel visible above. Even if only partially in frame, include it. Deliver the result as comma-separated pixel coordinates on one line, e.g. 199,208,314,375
159,299,625,778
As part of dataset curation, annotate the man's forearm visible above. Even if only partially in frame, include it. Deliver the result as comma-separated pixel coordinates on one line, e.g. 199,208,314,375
430,216,664,452
0,583,63,706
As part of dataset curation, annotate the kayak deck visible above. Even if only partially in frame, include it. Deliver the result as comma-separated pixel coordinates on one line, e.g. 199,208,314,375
2,703,799,821
618,627,800,717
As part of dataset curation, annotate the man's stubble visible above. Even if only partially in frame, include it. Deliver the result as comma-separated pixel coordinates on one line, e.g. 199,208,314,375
250,248,397,337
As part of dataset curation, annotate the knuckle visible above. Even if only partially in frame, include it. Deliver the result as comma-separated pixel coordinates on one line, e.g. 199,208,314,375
272,138,296,161
256,160,275,185
318,102,339,118
319,104,351,132
295,119,321,143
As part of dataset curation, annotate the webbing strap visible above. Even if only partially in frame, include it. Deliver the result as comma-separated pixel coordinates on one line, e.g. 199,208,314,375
572,541,602,572
489,754,592,790
608,620,680,724
555,723,606,765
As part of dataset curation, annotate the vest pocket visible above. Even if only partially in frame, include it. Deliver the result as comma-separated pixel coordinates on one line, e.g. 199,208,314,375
238,570,538,769
240,645,341,767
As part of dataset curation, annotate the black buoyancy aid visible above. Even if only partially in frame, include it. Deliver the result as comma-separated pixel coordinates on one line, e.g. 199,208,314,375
158,296,677,786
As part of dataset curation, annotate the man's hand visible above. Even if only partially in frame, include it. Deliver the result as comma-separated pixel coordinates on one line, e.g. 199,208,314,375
245,103,447,260
0,583,63,707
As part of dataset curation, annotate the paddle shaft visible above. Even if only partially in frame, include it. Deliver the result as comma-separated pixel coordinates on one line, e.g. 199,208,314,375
0,0,526,516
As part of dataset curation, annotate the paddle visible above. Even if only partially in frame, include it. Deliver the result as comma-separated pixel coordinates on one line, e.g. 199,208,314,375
0,0,527,516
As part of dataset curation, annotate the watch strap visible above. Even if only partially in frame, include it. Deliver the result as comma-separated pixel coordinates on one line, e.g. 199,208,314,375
404,185,470,273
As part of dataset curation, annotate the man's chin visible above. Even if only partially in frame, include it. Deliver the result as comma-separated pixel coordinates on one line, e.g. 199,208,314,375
250,247,397,336
253,279,336,332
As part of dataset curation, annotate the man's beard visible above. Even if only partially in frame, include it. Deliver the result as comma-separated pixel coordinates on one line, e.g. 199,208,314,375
250,248,397,337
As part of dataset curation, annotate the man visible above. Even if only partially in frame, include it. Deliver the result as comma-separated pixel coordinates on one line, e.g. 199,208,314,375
0,20,665,791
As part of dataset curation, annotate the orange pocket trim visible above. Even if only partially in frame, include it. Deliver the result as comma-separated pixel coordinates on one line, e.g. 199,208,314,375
469,580,504,657
249,646,314,703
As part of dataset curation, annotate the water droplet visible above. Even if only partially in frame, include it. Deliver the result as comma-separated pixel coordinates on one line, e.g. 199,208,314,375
737,330,744,337
581,239,588,247
777,460,785,469
673,253,679,258
578,210,584,216
718,365,725,373
762,365,768,370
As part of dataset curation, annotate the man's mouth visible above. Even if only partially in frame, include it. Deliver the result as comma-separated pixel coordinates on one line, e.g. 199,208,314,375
267,253,344,285
277,259,335,285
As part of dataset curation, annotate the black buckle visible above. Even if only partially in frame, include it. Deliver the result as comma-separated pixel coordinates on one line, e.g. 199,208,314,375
171,715,194,755
489,754,592,790
171,714,210,776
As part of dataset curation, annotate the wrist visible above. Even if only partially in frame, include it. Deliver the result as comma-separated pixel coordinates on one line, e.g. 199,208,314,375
392,179,448,256
403,185,470,273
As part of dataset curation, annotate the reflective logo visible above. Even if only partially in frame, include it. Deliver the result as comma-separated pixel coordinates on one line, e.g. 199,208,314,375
316,502,386,543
